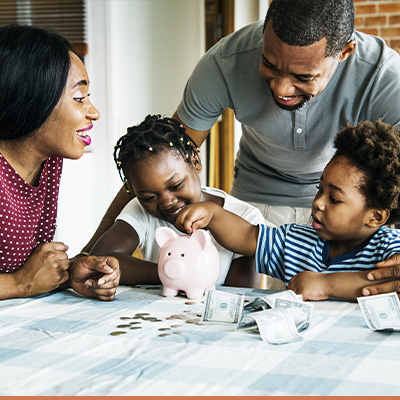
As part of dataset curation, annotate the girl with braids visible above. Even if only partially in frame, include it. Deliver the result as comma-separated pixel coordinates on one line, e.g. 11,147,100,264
90,114,264,287
177,120,400,301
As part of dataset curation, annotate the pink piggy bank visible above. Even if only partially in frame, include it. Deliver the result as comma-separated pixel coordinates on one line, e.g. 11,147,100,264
155,227,221,299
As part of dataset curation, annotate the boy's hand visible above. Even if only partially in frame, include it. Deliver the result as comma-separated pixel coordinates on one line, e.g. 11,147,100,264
288,271,329,301
175,202,216,234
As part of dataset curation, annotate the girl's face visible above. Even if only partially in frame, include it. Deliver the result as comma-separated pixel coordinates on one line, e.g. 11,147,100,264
127,150,202,224
32,52,100,160
311,155,377,250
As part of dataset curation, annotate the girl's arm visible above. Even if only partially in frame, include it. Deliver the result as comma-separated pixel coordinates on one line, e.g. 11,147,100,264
176,201,259,257
288,270,393,301
81,186,134,253
224,256,262,288
89,220,160,285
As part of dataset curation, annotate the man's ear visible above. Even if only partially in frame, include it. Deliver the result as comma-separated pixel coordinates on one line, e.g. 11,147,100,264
367,209,390,227
338,40,356,62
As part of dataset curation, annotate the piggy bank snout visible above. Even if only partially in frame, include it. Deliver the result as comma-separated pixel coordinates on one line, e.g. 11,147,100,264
163,259,186,280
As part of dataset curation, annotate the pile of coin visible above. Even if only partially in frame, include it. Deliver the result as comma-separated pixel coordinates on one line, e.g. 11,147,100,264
110,301,203,337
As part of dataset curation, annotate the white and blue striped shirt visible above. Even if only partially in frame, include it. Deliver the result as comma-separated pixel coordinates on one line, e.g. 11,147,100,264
255,224,400,286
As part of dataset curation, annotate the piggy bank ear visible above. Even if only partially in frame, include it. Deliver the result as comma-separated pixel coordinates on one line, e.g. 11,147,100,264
155,227,179,248
190,229,212,251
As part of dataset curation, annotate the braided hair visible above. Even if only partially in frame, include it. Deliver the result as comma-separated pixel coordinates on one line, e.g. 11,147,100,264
333,120,400,225
114,115,200,191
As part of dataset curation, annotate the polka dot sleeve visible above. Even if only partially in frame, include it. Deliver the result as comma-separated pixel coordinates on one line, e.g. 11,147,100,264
0,154,63,272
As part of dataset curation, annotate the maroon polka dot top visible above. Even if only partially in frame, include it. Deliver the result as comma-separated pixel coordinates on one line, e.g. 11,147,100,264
0,153,63,272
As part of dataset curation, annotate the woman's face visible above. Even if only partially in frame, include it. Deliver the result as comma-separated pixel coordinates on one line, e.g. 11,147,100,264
126,150,202,225
33,51,100,160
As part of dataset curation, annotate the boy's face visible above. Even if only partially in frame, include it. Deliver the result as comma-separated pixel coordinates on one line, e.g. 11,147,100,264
311,155,375,248
127,150,202,225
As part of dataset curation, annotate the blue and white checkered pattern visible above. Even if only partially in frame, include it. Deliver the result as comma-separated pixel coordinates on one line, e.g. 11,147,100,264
0,286,399,396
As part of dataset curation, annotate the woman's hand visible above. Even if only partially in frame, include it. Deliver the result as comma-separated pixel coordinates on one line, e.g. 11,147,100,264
12,242,70,298
362,254,400,296
70,255,120,301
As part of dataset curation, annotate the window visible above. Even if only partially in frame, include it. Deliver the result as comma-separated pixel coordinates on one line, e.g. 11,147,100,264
0,0,87,58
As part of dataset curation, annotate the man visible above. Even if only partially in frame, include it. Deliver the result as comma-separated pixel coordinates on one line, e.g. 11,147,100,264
86,0,400,294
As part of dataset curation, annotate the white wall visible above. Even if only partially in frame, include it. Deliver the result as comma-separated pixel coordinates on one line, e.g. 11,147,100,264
54,0,205,256
233,0,268,155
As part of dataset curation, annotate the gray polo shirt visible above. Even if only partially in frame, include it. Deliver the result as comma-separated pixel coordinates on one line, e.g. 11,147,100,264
176,21,400,207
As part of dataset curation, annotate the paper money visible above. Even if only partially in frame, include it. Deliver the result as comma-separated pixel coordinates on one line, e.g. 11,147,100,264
202,289,244,324
248,309,303,344
238,291,313,343
274,298,313,331
357,292,400,331
244,290,303,311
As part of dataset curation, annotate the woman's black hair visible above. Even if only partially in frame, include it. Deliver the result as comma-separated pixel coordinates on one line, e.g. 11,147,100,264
333,120,400,225
114,114,200,191
0,24,73,141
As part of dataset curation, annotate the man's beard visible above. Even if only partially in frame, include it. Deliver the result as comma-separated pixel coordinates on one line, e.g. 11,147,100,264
270,89,311,111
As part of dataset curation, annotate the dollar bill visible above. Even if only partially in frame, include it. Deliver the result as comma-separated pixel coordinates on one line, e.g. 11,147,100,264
357,292,400,331
246,309,303,344
238,292,313,343
202,289,244,325
274,298,313,331
244,289,303,311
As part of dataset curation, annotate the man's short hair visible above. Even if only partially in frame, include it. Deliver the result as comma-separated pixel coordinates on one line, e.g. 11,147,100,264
264,0,354,57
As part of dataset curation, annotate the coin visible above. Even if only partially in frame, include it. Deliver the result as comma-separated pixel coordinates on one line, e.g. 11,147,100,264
159,327,171,331
170,324,182,328
117,324,131,329
110,331,127,336
185,301,197,305
130,321,141,325
174,330,186,334
186,319,200,324
120,317,132,320
135,313,150,316
130,326,142,330
159,333,172,337
142,317,158,321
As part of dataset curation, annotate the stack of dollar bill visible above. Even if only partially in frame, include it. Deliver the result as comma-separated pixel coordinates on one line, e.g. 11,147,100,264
357,292,400,331
202,289,313,344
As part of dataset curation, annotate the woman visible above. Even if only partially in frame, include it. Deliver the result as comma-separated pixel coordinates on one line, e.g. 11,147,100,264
0,24,119,300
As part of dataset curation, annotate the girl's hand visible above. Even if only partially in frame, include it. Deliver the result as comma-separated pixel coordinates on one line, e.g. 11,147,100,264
70,256,120,301
175,202,216,234
288,271,329,301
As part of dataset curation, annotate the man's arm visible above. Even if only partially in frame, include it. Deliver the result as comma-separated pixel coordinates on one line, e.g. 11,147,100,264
80,185,134,253
362,254,400,296
172,112,210,148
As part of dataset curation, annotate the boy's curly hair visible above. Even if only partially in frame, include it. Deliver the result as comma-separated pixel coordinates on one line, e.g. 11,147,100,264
114,114,200,189
333,120,400,225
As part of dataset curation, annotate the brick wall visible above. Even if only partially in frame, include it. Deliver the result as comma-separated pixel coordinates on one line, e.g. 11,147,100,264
354,0,400,53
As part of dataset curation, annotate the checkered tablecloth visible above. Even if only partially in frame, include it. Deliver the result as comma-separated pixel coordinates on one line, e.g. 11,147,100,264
0,285,399,396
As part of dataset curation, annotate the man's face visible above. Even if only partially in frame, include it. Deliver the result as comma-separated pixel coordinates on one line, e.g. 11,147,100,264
259,21,341,111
